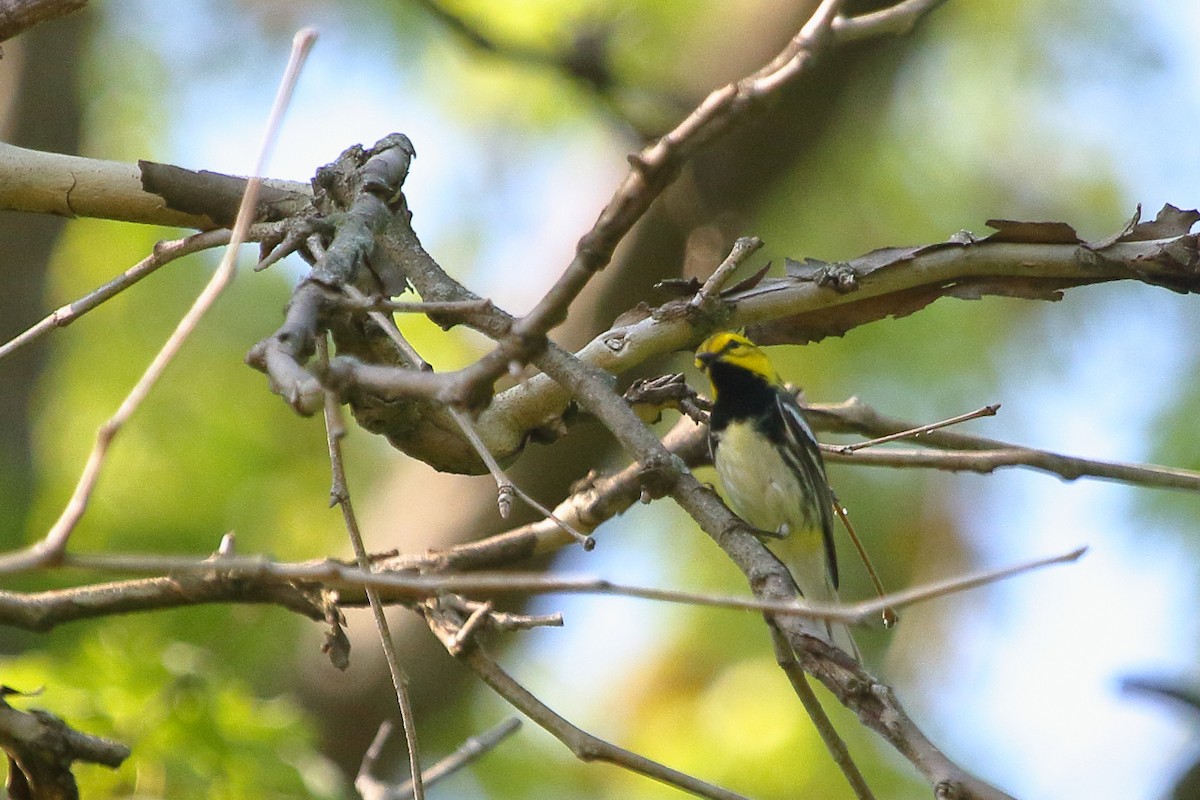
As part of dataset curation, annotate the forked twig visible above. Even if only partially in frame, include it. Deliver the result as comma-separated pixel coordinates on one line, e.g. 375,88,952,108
424,601,750,800
356,718,522,800
688,236,763,310
445,405,595,549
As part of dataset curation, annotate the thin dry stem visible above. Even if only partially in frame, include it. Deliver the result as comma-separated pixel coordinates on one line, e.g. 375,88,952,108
0,227,256,363
832,0,948,42
831,403,1000,454
769,625,874,799
318,335,425,800
423,601,750,800
22,544,1086,626
357,718,522,800
4,28,317,571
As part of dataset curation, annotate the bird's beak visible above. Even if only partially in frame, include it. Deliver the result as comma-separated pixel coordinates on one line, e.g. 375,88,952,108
695,351,716,371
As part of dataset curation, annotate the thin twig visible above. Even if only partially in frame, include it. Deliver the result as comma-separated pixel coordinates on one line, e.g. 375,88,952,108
844,546,1087,622
768,625,874,800
357,718,523,800
317,335,425,800
832,0,949,42
446,405,594,549
688,236,763,310
0,226,269,363
0,29,317,574
423,601,750,800
830,403,1000,454
831,501,896,627
341,281,594,548
337,295,495,317
33,545,1087,625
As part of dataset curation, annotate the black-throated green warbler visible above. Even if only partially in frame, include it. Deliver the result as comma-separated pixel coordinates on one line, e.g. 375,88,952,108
695,331,858,658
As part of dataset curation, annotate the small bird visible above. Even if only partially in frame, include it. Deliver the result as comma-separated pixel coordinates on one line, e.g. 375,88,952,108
695,331,858,658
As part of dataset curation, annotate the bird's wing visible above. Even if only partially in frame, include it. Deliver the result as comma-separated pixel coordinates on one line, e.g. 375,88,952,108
775,389,839,588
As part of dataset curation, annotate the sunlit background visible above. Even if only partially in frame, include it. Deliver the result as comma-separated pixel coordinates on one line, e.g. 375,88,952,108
3,1,1200,798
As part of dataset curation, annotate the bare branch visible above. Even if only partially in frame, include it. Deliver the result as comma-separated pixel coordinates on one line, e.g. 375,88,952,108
0,29,319,574
0,224,286,364
812,398,1200,491
356,718,522,800
0,693,130,799
0,0,89,42
832,0,949,42
464,211,1200,470
0,574,332,631
318,334,425,800
0,142,310,228
509,0,847,344
768,625,874,800
0,543,1082,634
831,403,1000,454
424,601,751,800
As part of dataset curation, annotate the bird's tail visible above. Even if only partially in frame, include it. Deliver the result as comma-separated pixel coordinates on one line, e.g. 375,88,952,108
788,557,861,661
821,584,861,661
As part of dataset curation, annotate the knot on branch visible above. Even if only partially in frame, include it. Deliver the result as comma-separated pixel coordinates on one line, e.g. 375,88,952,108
635,452,683,501
623,373,702,424
935,780,968,800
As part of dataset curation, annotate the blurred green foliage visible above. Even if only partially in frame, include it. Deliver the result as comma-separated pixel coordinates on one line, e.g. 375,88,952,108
2,620,341,798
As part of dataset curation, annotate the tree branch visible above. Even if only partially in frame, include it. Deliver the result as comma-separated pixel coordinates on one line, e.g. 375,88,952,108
0,142,310,228
423,600,751,800
0,695,130,800
769,625,874,799
507,0,848,344
0,223,286,364
0,0,88,42
812,397,1200,491
832,0,949,42
0,544,1082,633
356,718,522,800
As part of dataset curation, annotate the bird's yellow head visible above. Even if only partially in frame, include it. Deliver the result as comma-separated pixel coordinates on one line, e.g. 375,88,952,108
694,332,779,388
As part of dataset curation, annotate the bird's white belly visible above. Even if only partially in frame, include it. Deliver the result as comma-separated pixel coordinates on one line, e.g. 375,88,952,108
713,424,804,535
